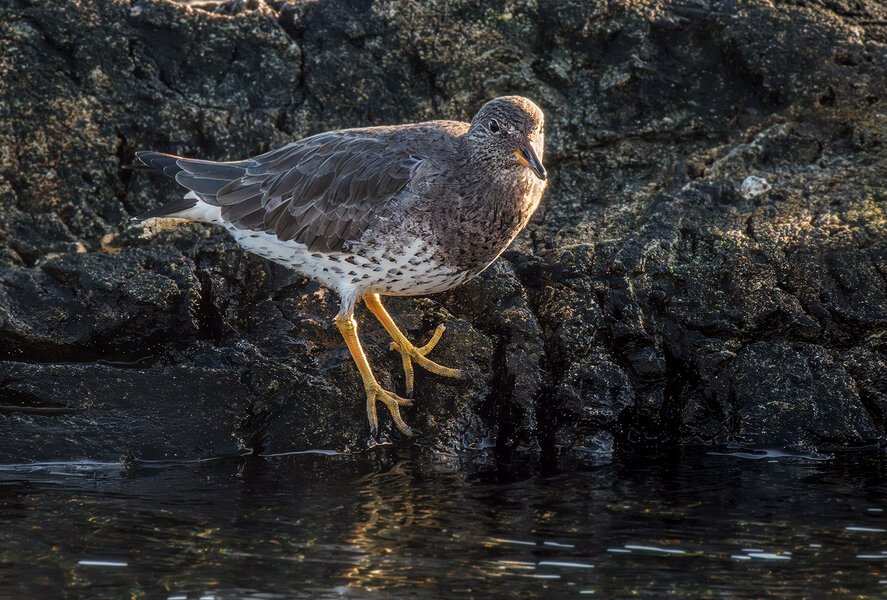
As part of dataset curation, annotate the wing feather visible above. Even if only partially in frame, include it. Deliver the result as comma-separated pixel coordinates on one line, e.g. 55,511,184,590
228,132,424,252
141,124,468,253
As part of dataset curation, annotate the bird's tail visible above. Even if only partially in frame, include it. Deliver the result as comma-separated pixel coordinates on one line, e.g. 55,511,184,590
131,151,257,223
130,194,201,223
131,151,198,223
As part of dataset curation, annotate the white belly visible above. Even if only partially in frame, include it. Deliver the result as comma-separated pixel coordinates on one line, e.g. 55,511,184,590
149,197,468,299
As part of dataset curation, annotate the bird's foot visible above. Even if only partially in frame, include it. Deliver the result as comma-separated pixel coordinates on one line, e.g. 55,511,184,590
389,323,470,398
365,381,416,438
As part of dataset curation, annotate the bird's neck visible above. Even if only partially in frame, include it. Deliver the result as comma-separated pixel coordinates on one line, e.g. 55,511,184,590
434,145,545,270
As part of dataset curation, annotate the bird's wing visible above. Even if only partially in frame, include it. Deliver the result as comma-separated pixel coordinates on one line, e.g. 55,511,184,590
172,131,423,253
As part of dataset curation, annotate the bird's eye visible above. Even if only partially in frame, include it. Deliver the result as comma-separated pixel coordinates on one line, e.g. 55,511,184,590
488,119,501,134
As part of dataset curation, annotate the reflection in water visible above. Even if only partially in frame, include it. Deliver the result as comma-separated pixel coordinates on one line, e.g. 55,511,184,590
1,451,887,598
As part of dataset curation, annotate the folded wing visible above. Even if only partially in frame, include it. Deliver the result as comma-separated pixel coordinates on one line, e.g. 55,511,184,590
137,131,422,253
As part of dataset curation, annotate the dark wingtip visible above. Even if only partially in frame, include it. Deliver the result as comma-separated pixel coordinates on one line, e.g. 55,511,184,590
134,151,184,178
133,151,151,168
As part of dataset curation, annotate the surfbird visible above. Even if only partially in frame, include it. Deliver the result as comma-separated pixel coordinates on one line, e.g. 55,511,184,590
133,96,547,438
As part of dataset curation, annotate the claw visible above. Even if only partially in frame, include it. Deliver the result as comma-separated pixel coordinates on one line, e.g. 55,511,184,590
353,294,468,438
376,317,463,394
416,324,446,355
336,312,417,439
367,383,415,437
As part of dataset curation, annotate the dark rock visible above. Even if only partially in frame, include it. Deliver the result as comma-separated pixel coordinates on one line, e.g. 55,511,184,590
715,342,879,449
841,333,887,430
440,261,546,450
0,245,201,361
0,361,249,461
1,0,886,465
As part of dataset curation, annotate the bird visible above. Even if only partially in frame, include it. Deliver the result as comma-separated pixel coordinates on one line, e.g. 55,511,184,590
133,96,547,438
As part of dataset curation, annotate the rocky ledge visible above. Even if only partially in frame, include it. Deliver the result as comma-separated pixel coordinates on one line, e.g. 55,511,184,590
1,0,885,465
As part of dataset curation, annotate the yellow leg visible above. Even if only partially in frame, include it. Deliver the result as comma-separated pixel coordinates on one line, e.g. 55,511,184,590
363,293,469,398
335,312,415,438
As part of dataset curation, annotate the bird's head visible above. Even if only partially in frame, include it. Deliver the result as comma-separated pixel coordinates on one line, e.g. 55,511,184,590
466,96,546,181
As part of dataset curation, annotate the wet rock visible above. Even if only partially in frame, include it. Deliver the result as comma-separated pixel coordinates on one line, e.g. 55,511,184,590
1,0,886,465
841,333,887,430
717,342,879,450
0,245,202,361
440,261,546,451
0,361,249,461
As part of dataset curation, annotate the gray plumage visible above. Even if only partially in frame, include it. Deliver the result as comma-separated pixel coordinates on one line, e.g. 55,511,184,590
135,96,547,438
134,97,546,293
136,125,460,253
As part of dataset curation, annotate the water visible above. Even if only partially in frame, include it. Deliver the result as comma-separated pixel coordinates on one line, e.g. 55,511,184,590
2,449,887,598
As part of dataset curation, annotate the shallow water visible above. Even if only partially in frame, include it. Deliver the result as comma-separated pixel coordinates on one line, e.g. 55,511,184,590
2,449,887,599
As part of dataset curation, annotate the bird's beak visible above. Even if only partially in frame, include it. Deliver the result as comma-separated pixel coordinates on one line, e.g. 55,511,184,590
514,145,546,180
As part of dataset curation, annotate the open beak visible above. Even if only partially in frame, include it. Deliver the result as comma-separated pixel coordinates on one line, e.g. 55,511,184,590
514,145,547,180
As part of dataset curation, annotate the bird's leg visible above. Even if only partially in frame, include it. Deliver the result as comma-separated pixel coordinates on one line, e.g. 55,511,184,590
335,311,415,438
363,293,468,399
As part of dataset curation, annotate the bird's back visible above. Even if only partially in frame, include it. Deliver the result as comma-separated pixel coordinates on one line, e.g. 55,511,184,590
135,120,468,251
134,120,477,299
133,101,544,300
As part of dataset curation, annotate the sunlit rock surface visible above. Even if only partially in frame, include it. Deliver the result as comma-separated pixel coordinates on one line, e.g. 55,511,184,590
1,0,885,463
